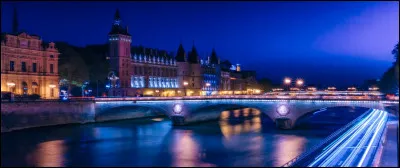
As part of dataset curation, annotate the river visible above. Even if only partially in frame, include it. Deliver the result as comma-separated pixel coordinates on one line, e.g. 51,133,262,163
1,107,367,167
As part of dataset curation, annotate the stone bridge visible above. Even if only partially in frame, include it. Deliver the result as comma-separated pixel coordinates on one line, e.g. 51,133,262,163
94,97,399,129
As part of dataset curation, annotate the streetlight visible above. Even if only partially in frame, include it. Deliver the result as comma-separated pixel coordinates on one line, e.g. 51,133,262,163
283,77,291,91
205,82,211,96
183,81,188,96
284,78,291,85
296,79,304,92
296,79,304,86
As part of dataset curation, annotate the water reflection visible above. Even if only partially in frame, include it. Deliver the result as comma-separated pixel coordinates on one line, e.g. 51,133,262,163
273,135,307,166
30,140,66,167
220,108,262,139
2,107,362,167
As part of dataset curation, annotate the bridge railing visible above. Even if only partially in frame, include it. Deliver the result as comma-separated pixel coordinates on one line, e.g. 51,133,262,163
281,109,372,167
93,95,388,102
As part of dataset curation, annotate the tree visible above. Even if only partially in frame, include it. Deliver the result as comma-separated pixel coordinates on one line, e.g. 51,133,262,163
56,42,89,95
392,42,399,83
258,78,275,92
379,66,397,94
379,42,399,94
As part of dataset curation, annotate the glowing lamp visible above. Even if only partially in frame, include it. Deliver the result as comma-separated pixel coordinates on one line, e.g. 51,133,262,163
205,83,211,87
277,105,290,116
173,104,183,114
49,84,56,88
296,79,304,86
183,81,189,86
7,82,15,87
284,78,291,84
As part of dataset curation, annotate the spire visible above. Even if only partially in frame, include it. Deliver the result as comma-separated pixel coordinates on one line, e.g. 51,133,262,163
175,43,186,62
109,9,130,36
13,6,19,34
114,9,121,20
189,44,199,64
210,48,219,65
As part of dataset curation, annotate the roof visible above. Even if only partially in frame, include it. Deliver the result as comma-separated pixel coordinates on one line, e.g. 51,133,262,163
131,46,174,59
109,25,130,36
188,45,199,64
175,43,186,62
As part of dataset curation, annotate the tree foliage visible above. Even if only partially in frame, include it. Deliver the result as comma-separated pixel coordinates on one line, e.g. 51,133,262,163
258,78,275,92
56,42,89,94
379,42,399,94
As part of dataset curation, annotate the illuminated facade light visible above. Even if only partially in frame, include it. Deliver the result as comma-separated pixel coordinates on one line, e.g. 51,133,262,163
49,84,56,88
7,82,15,87
183,81,189,86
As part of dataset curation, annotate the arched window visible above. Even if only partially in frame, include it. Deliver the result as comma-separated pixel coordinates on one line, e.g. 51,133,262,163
22,81,28,95
32,82,39,94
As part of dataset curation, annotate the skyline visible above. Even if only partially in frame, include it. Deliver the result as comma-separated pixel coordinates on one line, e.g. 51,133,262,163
1,1,399,87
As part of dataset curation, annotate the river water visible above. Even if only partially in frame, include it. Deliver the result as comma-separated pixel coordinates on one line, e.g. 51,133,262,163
1,107,367,167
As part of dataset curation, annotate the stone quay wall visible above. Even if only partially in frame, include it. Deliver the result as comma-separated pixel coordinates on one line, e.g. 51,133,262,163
1,100,167,133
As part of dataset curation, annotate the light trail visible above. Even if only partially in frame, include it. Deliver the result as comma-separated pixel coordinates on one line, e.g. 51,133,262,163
306,109,388,167
317,111,380,167
341,111,384,166
308,110,378,166
357,111,387,167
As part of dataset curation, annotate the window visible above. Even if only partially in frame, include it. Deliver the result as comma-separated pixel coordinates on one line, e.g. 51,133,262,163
10,61,14,71
50,55,54,58
32,63,37,72
21,62,27,72
50,64,54,73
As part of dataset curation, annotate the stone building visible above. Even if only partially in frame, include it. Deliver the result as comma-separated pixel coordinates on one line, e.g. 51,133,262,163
107,10,179,97
1,32,60,99
175,43,203,96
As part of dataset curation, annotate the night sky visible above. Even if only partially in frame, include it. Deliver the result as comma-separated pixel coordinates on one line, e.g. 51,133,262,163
1,1,399,87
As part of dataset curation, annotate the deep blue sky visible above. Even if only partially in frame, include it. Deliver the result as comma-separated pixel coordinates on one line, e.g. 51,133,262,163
1,1,399,87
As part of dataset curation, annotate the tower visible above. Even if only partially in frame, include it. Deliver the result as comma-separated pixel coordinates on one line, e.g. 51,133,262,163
108,9,131,96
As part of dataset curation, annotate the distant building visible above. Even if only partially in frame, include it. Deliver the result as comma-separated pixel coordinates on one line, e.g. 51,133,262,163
107,10,179,97
1,32,60,99
175,43,203,96
200,48,221,95
1,8,59,99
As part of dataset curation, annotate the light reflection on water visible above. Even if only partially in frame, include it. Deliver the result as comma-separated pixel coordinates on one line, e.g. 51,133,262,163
1,107,364,167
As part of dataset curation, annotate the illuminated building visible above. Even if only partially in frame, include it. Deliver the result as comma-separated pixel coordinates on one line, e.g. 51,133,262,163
175,43,203,96
200,48,221,95
1,8,59,99
108,10,179,97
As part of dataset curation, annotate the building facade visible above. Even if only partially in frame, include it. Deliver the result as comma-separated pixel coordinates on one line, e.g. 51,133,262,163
107,10,179,97
200,48,221,95
175,43,203,96
1,32,60,99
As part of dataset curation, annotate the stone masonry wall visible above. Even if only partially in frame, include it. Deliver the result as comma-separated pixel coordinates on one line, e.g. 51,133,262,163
1,101,96,133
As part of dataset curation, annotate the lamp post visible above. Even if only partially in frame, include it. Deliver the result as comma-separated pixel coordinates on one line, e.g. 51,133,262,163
183,81,188,96
296,79,304,91
283,77,291,91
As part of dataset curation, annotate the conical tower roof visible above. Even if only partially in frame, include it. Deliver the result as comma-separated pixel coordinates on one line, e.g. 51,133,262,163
175,43,186,62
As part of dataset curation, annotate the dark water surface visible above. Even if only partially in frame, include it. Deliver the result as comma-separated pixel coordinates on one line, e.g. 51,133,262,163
1,107,367,167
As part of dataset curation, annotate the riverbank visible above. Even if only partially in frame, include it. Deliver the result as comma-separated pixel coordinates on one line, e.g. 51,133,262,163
378,115,399,167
